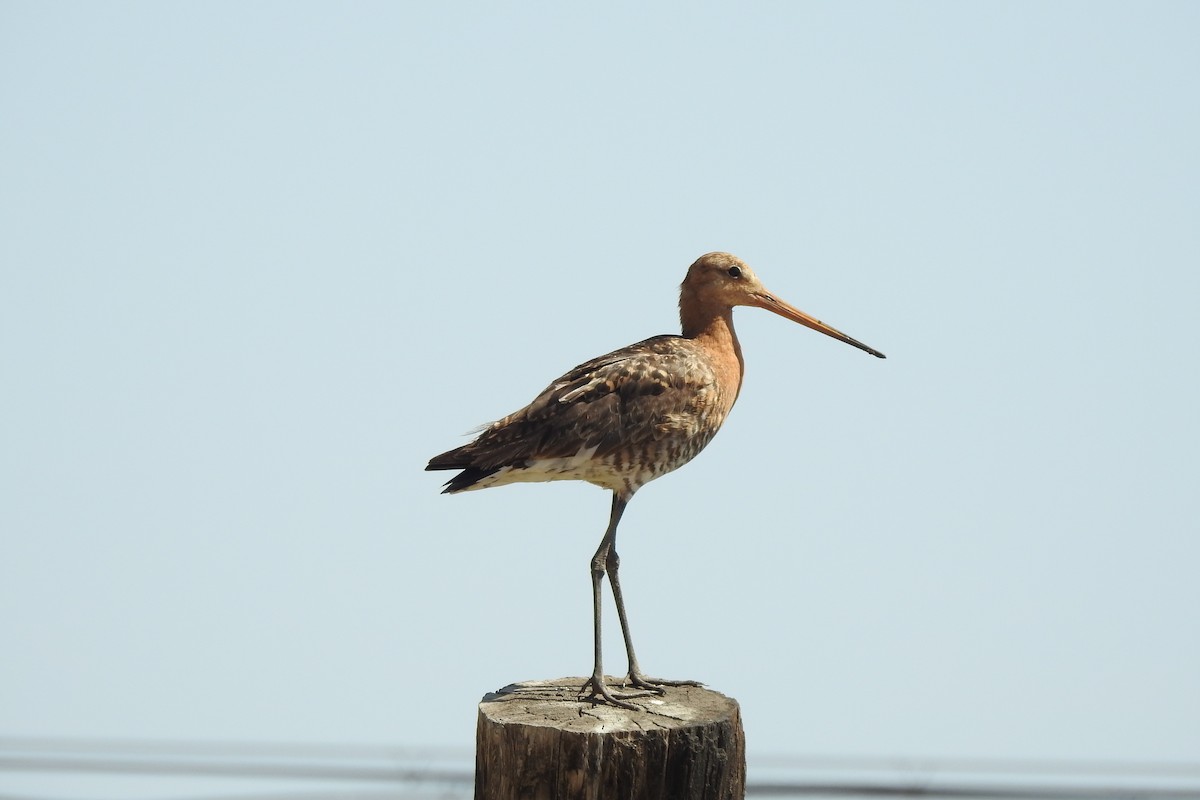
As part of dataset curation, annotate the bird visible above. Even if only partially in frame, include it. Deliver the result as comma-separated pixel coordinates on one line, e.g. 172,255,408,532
426,252,885,709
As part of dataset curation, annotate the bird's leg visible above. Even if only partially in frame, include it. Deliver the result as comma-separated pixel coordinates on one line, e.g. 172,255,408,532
581,492,655,710
606,523,703,693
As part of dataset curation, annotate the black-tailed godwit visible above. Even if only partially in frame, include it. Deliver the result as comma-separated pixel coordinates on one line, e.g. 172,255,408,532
427,252,884,708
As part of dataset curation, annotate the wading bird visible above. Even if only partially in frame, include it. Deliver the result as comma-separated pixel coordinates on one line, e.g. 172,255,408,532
427,252,884,709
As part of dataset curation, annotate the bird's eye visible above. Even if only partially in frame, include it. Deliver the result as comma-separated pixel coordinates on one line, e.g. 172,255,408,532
727,266,742,279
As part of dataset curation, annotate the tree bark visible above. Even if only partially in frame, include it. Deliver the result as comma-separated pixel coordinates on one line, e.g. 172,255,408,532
475,678,744,800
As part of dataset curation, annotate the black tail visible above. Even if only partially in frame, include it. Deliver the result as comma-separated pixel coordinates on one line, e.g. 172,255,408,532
426,446,499,494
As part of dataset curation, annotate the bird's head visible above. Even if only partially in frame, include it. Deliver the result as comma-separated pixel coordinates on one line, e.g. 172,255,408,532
680,252,885,358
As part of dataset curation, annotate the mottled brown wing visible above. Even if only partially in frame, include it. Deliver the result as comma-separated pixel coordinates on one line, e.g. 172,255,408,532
427,335,716,473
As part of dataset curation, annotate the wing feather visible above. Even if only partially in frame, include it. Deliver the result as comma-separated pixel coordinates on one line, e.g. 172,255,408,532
426,335,718,475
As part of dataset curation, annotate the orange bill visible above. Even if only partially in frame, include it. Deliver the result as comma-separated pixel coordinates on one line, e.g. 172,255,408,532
752,291,886,359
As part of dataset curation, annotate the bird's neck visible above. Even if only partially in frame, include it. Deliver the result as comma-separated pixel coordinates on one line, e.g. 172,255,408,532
683,307,745,394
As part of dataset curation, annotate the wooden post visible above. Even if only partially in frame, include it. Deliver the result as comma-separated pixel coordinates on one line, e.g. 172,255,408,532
475,678,745,800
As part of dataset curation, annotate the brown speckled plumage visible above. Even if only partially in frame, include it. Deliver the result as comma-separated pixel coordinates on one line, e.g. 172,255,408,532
426,334,736,495
426,251,884,709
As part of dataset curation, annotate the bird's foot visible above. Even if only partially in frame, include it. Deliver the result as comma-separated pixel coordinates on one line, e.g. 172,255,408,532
580,674,657,711
624,671,704,693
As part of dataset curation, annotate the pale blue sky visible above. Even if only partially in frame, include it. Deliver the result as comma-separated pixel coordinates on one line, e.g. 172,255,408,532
2,1,1198,796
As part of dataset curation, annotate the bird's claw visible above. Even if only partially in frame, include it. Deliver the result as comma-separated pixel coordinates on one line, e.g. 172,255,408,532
625,672,704,692
580,675,657,711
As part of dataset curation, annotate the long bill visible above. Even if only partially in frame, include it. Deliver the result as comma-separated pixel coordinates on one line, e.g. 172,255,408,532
752,291,887,359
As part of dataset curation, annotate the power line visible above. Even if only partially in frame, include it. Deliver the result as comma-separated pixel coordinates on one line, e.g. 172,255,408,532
3,737,1200,799
747,784,1200,798
0,754,469,784
748,752,1200,778
7,737,1200,777
0,737,461,762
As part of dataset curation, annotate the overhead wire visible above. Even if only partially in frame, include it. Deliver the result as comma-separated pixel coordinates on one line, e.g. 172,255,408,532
2,737,1199,799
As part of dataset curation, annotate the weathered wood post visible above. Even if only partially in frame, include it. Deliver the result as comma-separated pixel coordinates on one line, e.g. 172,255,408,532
475,678,745,800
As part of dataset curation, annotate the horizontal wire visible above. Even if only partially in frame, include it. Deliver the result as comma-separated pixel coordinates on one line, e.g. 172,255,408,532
3,738,1199,799
6,737,1199,777
747,752,1200,777
0,737,462,761
746,782,1200,798
0,755,469,784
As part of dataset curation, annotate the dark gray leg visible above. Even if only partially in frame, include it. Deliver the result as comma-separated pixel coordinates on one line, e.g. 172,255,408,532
582,491,655,709
607,518,702,692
